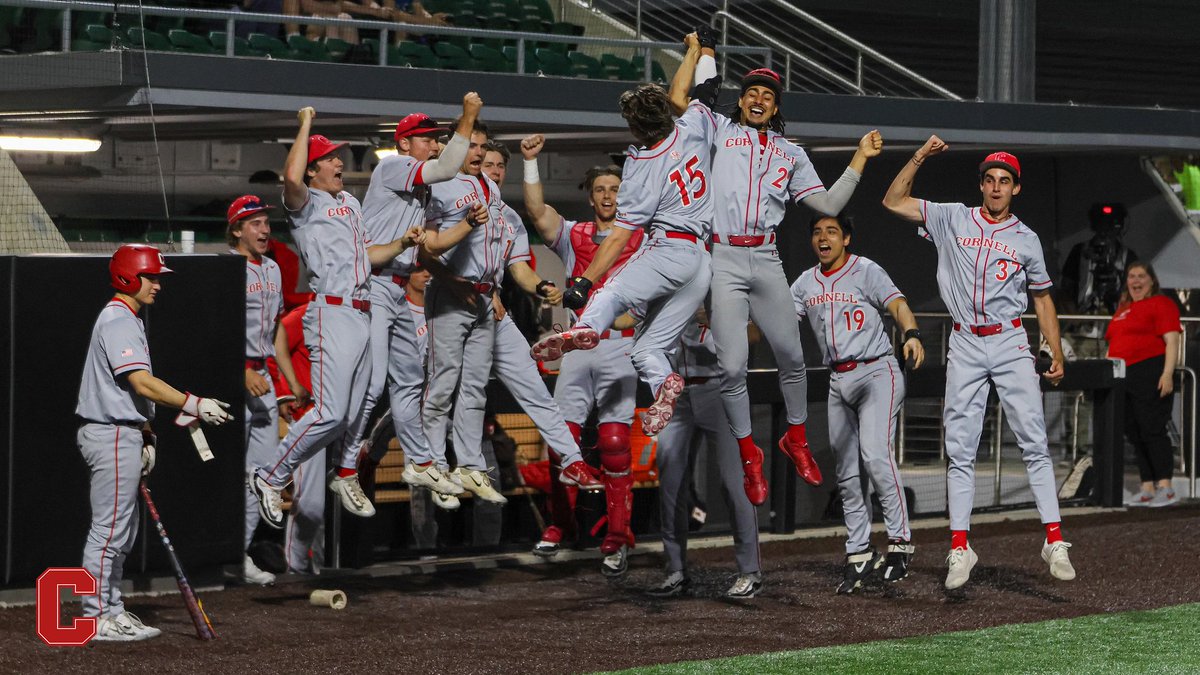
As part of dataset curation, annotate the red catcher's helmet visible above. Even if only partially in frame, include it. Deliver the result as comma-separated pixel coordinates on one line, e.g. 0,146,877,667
110,244,173,294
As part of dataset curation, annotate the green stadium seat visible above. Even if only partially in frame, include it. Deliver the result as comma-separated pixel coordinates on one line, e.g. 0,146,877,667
503,44,536,72
361,37,380,59
127,27,172,51
287,34,333,62
249,32,293,59
209,31,264,56
469,43,510,72
601,53,638,80
168,29,216,54
522,0,554,22
72,24,114,52
534,47,571,76
393,41,439,68
479,16,513,49
568,51,602,79
434,41,474,69
324,37,352,61
631,54,667,82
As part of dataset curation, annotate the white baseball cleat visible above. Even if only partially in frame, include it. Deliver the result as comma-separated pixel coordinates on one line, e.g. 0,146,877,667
432,491,462,511
600,544,629,577
402,460,464,496
328,473,377,517
243,555,276,586
119,612,161,640
453,468,508,504
944,544,978,590
249,470,285,529
93,612,158,642
641,373,685,437
726,572,763,599
530,328,600,362
1041,540,1076,581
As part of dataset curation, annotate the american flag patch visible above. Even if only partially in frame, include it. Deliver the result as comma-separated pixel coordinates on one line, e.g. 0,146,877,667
121,348,134,357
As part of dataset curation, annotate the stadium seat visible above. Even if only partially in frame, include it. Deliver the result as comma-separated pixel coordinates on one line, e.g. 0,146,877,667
568,51,602,79
480,16,513,49
127,27,172,51
71,24,114,52
502,44,536,72
469,43,511,72
168,29,216,54
533,47,571,76
324,37,352,61
523,0,554,22
209,31,264,57
249,32,293,59
631,54,667,82
434,41,474,70
287,34,333,62
601,53,638,80
393,41,439,68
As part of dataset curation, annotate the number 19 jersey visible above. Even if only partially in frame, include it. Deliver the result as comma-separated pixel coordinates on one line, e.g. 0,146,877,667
791,255,903,366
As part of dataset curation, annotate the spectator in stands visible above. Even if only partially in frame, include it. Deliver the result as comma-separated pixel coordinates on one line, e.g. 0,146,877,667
1105,262,1183,507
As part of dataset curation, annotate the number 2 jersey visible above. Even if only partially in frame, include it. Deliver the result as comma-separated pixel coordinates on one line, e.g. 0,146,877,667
790,255,904,366
919,201,1052,326
614,99,716,238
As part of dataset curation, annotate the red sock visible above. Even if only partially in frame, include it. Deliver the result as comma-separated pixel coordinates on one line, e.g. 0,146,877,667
786,423,808,445
951,530,969,550
1044,522,1063,544
417,460,433,467
336,467,356,478
737,435,757,454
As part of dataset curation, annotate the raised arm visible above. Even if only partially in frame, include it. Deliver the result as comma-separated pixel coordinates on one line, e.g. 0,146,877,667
886,296,925,369
519,134,564,243
668,33,703,114
882,134,948,223
283,107,315,211
1031,289,1065,385
800,130,882,217
418,92,483,184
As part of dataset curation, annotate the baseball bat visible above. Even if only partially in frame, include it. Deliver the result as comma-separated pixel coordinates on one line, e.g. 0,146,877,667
139,481,218,640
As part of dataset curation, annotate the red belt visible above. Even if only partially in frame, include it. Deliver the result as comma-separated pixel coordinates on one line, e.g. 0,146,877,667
245,358,266,370
662,231,699,243
831,357,879,373
473,282,495,294
371,269,408,286
313,293,372,313
953,318,1021,336
712,233,776,247
598,328,635,339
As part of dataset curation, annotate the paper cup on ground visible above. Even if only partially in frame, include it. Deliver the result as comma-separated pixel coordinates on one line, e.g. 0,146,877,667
309,589,347,610
180,230,195,253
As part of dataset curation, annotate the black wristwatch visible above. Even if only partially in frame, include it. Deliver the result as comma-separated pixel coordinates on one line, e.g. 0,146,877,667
536,279,555,297
904,329,922,342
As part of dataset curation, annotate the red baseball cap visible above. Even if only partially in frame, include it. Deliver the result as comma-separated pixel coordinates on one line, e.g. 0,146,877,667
308,134,347,162
979,151,1021,180
227,194,274,224
394,113,445,141
741,68,782,97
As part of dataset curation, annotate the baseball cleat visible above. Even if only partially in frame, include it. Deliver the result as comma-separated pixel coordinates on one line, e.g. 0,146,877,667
242,555,276,586
328,472,377,518
600,544,629,578
740,444,768,506
1149,486,1178,508
647,570,689,597
641,373,685,437
454,468,508,504
93,612,158,642
1041,540,1076,581
119,612,162,640
431,490,461,511
532,525,565,558
837,548,881,595
530,327,600,362
726,572,763,599
249,469,285,529
402,460,464,496
882,541,915,583
777,435,823,486
559,460,604,491
944,544,978,590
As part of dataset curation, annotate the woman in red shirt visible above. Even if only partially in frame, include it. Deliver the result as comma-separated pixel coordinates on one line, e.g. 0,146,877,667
1104,262,1182,507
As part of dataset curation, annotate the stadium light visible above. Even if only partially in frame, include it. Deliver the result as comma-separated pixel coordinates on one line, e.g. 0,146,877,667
374,147,398,159
0,136,102,153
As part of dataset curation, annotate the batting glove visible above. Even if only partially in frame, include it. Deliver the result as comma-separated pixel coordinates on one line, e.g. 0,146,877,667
182,393,234,426
536,279,556,298
696,24,718,50
562,276,593,310
141,428,156,476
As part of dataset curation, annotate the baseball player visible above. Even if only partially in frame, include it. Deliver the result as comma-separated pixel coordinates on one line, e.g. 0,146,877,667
421,118,599,505
882,135,1075,589
343,93,485,501
77,244,233,641
648,310,763,598
521,138,644,574
227,195,308,585
790,215,924,593
669,30,882,506
530,43,717,449
250,106,425,529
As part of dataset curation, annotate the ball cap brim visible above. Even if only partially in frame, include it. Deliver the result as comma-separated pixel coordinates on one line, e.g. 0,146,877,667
227,194,275,224
394,113,446,141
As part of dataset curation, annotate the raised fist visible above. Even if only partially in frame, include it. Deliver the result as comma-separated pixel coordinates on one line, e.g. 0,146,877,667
298,106,316,123
462,91,483,117
520,134,545,160
859,129,883,158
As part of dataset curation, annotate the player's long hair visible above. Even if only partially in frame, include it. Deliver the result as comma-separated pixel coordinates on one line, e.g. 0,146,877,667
1117,260,1162,307
619,84,676,147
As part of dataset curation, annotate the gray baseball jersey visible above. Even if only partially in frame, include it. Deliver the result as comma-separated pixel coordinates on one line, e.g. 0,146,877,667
242,255,284,359
790,255,903,365
918,201,1060,531
286,187,371,301
706,111,825,238
362,153,428,277
426,173,507,283
76,299,153,423
791,255,911,551
495,204,532,284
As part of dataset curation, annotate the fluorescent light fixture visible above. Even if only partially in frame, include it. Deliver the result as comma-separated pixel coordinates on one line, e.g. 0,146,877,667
0,136,102,153
374,147,398,159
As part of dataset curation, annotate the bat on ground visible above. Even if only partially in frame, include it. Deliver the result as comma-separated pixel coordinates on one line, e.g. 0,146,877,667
139,481,218,640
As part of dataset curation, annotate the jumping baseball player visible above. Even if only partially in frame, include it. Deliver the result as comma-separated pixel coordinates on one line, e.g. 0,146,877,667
77,244,233,641
530,41,717,450
250,106,425,530
227,195,308,585
521,137,644,575
343,93,485,501
648,310,763,598
421,118,600,505
790,215,924,593
882,135,1075,589
668,30,882,506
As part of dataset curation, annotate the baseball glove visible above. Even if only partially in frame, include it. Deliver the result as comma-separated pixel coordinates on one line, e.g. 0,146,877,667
696,24,718,50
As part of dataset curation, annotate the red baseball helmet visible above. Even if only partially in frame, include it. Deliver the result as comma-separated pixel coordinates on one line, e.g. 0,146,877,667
308,134,347,162
227,194,274,225
110,244,173,294
394,113,445,141
979,151,1021,180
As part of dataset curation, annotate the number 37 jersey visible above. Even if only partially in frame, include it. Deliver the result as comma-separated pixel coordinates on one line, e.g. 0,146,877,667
791,255,903,366
614,100,715,238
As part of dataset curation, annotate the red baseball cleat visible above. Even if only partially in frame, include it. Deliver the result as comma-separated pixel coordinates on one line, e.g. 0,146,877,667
740,443,768,506
641,373,685,436
530,327,600,361
778,435,823,486
559,460,604,491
